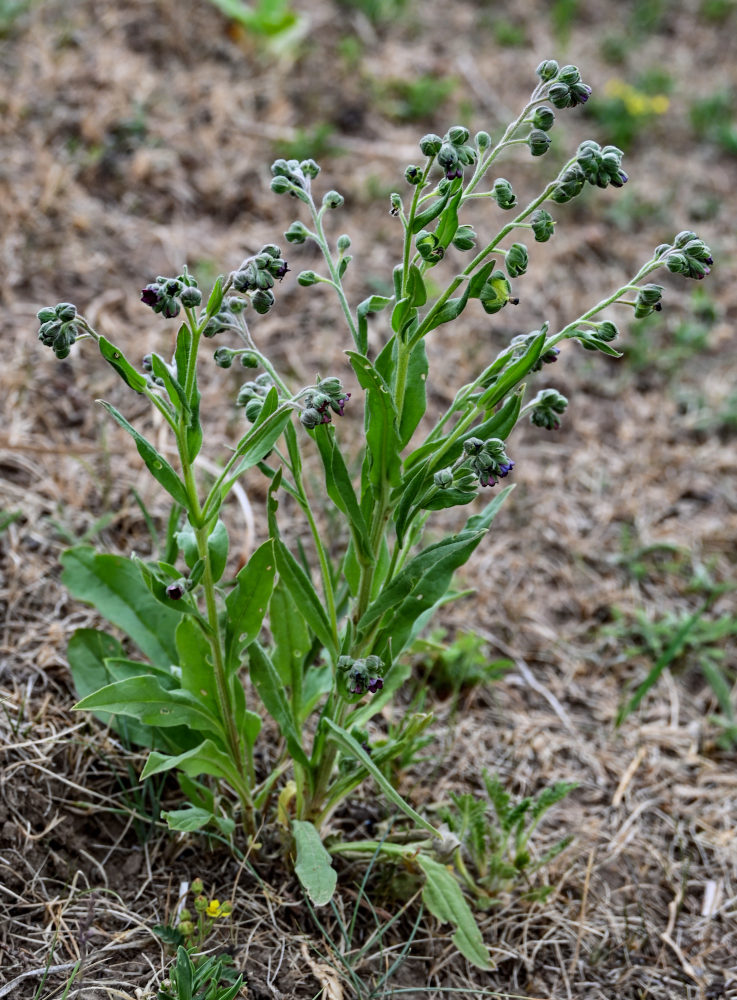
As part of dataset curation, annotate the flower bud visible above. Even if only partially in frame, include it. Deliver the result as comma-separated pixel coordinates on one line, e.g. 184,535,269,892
300,158,320,178
569,82,592,106
297,270,319,287
300,407,323,429
479,270,515,314
550,163,586,203
452,224,477,251
191,878,204,895
475,130,492,150
634,283,664,318
673,230,698,248
463,437,485,456
434,468,454,488
244,398,264,422
240,351,259,368
505,242,528,278
177,920,195,937
37,307,57,323
491,178,517,210
527,129,552,157
180,286,202,308
437,142,461,179
536,59,559,81
55,302,77,322
556,64,581,85
446,125,470,145
251,288,275,314
270,175,293,195
213,347,235,368
532,106,555,131
404,164,423,185
322,190,344,209
285,220,310,244
415,230,444,263
531,208,555,242
597,321,619,342
193,895,208,913
548,82,572,109
419,133,443,157
337,233,351,252
530,388,568,430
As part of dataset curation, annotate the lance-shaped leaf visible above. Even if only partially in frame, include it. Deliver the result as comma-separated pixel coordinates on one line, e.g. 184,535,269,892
227,391,293,481
356,294,391,355
416,855,493,970
410,183,454,233
74,675,224,735
150,353,189,415
61,546,180,666
274,539,337,658
140,738,238,784
292,820,338,906
476,331,546,410
376,337,428,449
420,260,496,337
98,336,148,393
270,580,310,696
312,425,372,561
346,351,402,489
98,401,190,507
435,186,462,249
224,538,276,671
248,641,311,772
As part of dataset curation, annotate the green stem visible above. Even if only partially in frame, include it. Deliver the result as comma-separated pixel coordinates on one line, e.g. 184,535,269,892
310,200,360,348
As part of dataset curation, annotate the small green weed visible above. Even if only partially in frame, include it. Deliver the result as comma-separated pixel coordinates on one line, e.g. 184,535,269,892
273,123,341,163
378,74,457,123
335,0,410,26
411,628,513,699
206,0,302,48
690,89,737,156
437,774,577,907
157,946,242,1000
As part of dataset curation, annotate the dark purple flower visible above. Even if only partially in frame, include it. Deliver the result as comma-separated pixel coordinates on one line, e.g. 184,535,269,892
141,284,161,307
166,582,185,600
367,677,384,694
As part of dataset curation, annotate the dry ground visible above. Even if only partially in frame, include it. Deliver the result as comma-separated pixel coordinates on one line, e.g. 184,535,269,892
1,0,736,997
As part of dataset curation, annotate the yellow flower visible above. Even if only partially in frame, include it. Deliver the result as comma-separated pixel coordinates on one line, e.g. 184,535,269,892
206,899,224,918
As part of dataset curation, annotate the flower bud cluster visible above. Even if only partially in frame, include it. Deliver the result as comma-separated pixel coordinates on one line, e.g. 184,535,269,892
237,372,277,422
37,302,80,359
270,157,321,196
421,125,477,180
657,231,713,281
202,299,242,338
463,436,515,488
576,140,628,189
299,376,351,429
530,388,568,430
141,274,202,319
230,245,288,316
338,654,385,698
538,62,592,108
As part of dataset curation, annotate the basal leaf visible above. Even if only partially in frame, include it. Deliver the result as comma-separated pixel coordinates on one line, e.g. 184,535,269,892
416,855,493,970
292,820,337,906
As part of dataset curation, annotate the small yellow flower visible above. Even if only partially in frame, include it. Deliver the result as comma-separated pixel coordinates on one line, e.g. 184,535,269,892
206,899,224,918
650,94,670,114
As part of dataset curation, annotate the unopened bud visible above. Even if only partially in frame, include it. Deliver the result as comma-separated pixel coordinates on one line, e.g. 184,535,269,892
536,59,559,81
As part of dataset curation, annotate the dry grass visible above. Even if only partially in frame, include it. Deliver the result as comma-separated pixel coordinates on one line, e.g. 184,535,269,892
1,0,736,997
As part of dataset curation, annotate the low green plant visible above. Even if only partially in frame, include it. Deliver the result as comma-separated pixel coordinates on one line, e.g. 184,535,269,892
157,946,242,1000
378,74,458,123
437,774,577,906
689,89,737,157
35,58,714,968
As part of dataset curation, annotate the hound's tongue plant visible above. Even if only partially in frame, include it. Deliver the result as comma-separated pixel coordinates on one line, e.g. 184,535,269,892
36,59,713,968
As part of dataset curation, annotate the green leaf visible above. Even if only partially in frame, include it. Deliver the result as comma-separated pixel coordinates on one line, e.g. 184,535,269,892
207,519,229,583
435,186,462,249
346,351,402,489
74,675,223,735
407,264,427,307
140,739,237,783
411,185,453,233
175,947,194,1000
98,336,147,393
61,546,180,666
292,820,337,906
248,641,311,772
375,337,428,449
323,719,440,837
150,353,189,414
476,331,546,410
98,401,190,506
270,580,310,695
224,539,276,671
416,855,493,970
205,275,224,317
312,425,371,561
356,294,391,354
227,393,293,481
274,540,337,658
174,618,222,723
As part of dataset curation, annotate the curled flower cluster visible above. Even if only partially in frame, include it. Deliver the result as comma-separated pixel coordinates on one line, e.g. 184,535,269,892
530,388,568,430
299,376,351,429
229,244,288,316
552,141,627,204
657,230,714,281
37,302,80,359
338,654,385,698
141,275,201,319
463,437,515,488
270,157,320,197
542,62,593,108
419,125,477,180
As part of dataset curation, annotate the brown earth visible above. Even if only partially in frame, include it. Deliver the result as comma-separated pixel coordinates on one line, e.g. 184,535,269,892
1,0,736,998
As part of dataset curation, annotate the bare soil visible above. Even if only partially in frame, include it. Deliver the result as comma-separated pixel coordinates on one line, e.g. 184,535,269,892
1,1,736,998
